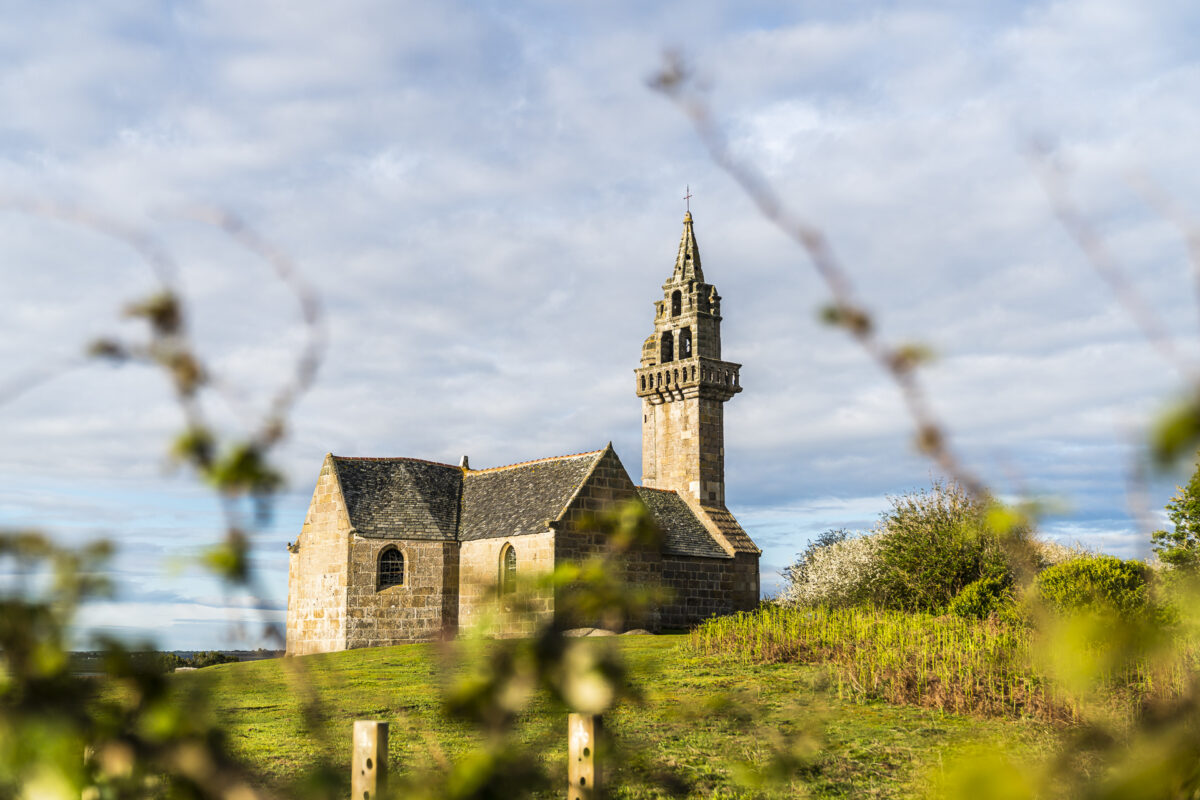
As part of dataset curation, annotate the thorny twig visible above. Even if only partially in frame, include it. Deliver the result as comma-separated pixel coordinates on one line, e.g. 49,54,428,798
1032,149,1194,380
183,206,326,450
1035,154,1200,533
1127,447,1157,548
0,196,180,286
650,53,988,501
1127,171,1200,350
0,356,87,407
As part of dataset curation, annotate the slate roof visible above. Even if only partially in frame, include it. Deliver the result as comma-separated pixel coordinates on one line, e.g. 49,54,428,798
331,457,462,540
637,487,731,559
459,451,603,541
327,449,738,560
700,505,762,555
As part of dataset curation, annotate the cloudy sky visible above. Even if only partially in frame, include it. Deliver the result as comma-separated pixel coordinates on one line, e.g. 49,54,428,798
3,1,1200,649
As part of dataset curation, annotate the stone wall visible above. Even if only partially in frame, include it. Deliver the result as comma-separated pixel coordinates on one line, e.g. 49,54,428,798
658,551,760,629
343,538,459,648
732,551,760,611
660,553,729,628
458,531,555,636
286,455,351,655
554,448,662,631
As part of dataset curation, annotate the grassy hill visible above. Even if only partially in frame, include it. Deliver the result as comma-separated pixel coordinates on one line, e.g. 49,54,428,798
181,634,1059,798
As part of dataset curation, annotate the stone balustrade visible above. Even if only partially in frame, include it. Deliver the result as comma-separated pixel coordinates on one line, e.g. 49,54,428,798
634,356,742,402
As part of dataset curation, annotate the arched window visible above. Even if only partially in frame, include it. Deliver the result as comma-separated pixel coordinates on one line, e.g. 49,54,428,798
679,327,692,358
670,290,682,317
499,544,517,596
660,331,674,363
378,548,404,589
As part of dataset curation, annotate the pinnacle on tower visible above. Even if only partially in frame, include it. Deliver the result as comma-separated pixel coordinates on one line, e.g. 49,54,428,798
672,212,704,283
636,212,741,506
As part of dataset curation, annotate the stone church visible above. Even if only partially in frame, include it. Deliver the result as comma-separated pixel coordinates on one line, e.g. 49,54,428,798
285,212,761,655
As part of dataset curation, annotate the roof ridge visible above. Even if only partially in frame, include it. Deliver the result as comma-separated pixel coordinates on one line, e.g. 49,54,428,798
465,448,605,475
331,455,458,469
636,485,677,494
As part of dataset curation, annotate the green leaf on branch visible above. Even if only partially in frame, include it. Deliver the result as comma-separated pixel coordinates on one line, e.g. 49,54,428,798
123,291,182,336
204,443,283,497
889,343,935,373
159,350,205,396
169,426,215,469
1150,397,1200,468
915,424,943,455
203,529,249,583
86,338,127,361
818,303,873,335
985,505,1030,538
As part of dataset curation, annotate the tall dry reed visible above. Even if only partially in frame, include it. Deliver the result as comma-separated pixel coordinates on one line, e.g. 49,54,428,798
690,605,1197,723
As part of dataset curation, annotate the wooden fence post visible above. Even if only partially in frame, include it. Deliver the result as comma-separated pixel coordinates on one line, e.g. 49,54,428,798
568,712,602,800
352,720,388,800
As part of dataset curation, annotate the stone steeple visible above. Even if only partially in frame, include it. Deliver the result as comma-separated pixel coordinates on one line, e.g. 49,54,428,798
635,213,742,506
672,211,705,283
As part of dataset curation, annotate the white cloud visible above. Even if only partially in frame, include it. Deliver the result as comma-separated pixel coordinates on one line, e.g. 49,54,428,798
3,0,1200,645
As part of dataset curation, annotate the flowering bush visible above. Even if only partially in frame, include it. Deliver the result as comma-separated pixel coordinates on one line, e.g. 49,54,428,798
1033,539,1092,570
780,532,882,607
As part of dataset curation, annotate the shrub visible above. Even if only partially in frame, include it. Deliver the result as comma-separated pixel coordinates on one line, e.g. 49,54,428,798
1035,555,1150,618
873,480,1015,613
780,531,881,608
948,574,1016,620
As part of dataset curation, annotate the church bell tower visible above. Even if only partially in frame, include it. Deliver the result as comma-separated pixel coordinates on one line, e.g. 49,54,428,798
635,212,742,506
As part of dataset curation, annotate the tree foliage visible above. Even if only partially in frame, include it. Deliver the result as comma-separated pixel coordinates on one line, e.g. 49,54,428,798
1151,453,1200,572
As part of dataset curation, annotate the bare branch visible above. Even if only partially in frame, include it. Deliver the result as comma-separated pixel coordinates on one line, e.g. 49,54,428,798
1127,171,1200,348
0,356,87,408
0,196,180,289
183,207,326,448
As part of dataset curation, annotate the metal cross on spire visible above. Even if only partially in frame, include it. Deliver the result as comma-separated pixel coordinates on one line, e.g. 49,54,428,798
684,185,693,213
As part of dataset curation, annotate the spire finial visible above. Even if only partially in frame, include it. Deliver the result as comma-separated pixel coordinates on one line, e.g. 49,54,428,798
684,184,693,216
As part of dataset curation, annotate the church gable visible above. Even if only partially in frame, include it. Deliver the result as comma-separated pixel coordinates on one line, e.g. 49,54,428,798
287,454,354,656
552,445,641,528
332,456,462,540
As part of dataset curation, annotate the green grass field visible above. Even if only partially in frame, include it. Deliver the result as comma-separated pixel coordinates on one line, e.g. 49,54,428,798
181,634,1062,798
